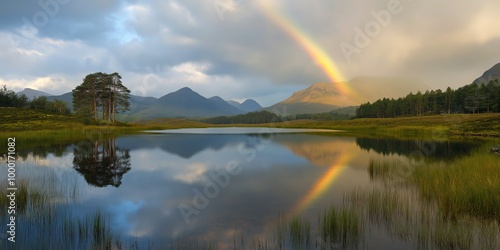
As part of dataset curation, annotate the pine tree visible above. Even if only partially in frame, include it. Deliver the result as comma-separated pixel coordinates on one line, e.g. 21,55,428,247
72,72,130,122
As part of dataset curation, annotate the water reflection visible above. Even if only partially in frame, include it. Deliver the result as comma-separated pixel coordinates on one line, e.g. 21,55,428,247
116,134,247,158
355,137,480,160
7,132,485,249
73,137,131,187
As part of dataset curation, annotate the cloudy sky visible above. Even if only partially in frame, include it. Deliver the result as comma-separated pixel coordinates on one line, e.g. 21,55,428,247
1,0,500,106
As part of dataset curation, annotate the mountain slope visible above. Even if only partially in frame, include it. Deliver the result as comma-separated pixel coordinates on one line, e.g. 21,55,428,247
228,99,262,112
239,99,262,112
266,77,429,115
266,82,344,115
130,87,244,119
47,92,73,110
17,88,52,100
473,63,500,84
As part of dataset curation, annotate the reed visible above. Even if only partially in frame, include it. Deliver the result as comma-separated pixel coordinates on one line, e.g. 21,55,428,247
318,206,362,249
411,145,500,221
288,216,311,247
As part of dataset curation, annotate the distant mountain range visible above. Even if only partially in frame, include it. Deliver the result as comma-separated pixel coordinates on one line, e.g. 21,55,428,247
18,87,262,120
14,63,500,119
130,87,250,119
16,77,428,119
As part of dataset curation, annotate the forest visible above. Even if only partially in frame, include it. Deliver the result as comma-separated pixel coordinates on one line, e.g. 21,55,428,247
0,85,69,114
356,80,500,118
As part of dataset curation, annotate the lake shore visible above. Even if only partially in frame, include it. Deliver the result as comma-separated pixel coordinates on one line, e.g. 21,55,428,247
1,107,500,140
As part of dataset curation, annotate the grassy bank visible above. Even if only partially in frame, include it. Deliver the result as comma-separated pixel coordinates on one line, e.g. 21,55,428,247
271,113,500,137
2,107,500,138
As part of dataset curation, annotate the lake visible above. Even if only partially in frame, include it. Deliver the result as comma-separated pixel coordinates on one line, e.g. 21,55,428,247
1,128,494,249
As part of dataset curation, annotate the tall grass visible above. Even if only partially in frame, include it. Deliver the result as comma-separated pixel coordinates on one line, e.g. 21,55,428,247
346,187,500,249
360,143,500,249
288,216,311,247
412,146,500,221
0,173,120,250
320,207,361,248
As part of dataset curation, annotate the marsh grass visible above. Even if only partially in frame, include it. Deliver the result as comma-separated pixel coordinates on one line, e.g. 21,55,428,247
412,147,500,221
0,173,121,250
359,144,500,249
346,187,500,249
320,207,361,248
289,216,311,247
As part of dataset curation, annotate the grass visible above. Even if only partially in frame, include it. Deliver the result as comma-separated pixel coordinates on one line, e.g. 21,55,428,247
367,143,500,221
320,207,361,248
0,173,361,249
412,145,500,221
272,113,500,138
346,187,500,249
288,216,311,247
3,108,500,140
0,173,119,250
357,144,500,249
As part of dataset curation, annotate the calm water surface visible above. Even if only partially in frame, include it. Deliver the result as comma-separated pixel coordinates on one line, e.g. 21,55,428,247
4,128,481,248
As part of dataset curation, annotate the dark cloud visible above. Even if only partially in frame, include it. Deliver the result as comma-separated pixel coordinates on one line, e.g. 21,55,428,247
1,0,500,104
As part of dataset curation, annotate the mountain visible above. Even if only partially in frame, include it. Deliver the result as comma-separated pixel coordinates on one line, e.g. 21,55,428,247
266,77,429,115
473,63,500,84
129,87,244,119
38,87,252,120
17,88,52,100
47,92,73,110
227,100,240,108
265,82,345,115
228,99,262,112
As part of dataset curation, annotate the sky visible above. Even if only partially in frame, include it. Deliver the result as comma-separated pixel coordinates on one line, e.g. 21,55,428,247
1,0,500,106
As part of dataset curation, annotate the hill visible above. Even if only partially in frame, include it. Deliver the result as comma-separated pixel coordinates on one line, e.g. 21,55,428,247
0,107,83,131
17,88,52,100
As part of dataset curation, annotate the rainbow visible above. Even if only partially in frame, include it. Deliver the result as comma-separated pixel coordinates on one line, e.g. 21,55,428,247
255,1,356,99
289,153,353,216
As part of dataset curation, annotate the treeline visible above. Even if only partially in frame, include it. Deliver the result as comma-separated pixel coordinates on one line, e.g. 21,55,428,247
292,111,352,121
202,110,353,124
356,80,500,118
0,85,69,114
202,110,281,124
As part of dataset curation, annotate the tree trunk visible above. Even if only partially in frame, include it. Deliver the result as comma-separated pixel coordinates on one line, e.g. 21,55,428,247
94,98,98,121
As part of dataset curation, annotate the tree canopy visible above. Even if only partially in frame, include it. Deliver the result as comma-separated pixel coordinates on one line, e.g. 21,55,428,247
0,85,28,108
356,80,500,118
72,72,130,122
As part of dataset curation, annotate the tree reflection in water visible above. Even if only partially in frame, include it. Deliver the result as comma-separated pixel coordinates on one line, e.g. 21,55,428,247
73,137,131,187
